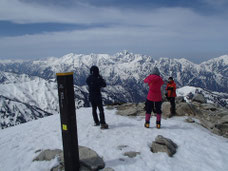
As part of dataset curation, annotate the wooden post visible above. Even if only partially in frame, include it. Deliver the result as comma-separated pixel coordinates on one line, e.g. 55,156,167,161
56,72,80,171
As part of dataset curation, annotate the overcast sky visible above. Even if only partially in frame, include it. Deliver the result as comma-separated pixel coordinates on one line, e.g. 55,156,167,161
0,0,228,63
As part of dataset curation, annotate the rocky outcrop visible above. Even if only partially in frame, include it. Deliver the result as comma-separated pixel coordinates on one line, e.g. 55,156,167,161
115,103,145,116
114,94,228,138
192,93,207,103
33,146,107,171
150,135,178,157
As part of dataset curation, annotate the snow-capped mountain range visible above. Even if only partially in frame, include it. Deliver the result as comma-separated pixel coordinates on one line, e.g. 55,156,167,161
0,51,228,128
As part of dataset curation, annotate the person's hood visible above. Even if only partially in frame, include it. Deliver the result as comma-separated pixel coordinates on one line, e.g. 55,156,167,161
90,66,99,76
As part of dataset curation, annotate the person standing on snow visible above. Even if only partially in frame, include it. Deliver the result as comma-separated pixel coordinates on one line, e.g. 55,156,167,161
86,66,108,129
166,77,177,117
144,67,164,128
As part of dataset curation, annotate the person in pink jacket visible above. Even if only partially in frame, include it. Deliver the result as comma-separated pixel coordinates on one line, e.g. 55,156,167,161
144,67,164,128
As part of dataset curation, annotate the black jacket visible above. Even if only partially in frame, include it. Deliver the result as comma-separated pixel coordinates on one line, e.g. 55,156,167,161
86,72,106,101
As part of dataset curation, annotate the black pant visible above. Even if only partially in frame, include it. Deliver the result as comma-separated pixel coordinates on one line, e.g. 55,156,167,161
91,100,106,124
169,97,176,114
145,99,162,114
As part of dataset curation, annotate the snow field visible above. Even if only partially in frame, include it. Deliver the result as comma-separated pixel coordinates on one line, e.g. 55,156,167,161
0,107,228,171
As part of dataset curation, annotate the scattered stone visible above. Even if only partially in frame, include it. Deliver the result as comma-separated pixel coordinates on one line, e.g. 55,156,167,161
192,94,207,103
35,149,42,153
34,146,105,171
117,145,128,150
101,167,115,171
150,135,178,157
123,151,140,158
119,158,125,162
185,117,195,123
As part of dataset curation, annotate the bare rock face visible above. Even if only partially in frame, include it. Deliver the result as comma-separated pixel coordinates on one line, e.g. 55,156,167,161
150,135,178,157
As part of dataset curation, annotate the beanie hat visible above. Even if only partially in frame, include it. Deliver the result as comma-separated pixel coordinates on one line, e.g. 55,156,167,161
151,67,160,76
168,77,173,80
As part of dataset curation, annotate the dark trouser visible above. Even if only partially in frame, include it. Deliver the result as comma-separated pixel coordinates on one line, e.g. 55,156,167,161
145,99,162,124
91,100,106,124
169,97,176,114
145,99,162,114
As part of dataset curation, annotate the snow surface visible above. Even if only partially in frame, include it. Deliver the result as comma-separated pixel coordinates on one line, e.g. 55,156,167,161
0,107,228,171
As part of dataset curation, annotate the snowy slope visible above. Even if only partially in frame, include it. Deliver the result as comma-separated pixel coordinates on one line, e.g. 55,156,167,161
177,86,228,107
0,95,52,129
0,107,228,171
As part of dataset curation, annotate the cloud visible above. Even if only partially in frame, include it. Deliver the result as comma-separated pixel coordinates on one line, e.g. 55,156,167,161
0,0,227,62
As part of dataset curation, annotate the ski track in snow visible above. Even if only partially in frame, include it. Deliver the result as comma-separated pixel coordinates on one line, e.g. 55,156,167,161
0,107,228,171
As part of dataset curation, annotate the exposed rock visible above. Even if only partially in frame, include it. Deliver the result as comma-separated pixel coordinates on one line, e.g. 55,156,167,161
33,149,62,162
101,167,115,171
162,102,198,118
123,151,140,158
185,117,195,123
176,103,198,116
116,103,145,116
150,135,178,157
34,146,105,171
117,145,128,150
115,100,228,138
79,146,105,171
192,94,207,103
200,103,217,111
161,102,171,118
176,96,186,103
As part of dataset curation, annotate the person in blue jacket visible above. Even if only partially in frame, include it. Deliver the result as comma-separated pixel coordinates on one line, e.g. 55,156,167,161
86,66,108,129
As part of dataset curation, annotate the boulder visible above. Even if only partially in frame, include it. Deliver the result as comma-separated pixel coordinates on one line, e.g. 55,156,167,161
79,146,105,171
116,102,145,116
162,102,198,118
33,149,62,161
176,96,186,103
150,135,178,157
192,94,207,103
176,103,198,116
34,146,105,171
161,102,171,118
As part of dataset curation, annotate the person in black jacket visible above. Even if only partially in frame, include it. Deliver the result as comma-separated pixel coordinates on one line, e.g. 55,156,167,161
86,66,108,129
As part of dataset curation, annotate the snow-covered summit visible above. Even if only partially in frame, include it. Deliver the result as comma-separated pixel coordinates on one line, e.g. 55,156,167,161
0,107,228,171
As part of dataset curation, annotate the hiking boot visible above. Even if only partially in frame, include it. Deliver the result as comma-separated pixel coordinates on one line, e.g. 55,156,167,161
156,124,161,129
100,123,109,129
144,122,150,128
156,121,161,129
94,122,100,126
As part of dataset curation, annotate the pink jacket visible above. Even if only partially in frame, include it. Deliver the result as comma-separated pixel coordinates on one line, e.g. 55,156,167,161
144,74,164,102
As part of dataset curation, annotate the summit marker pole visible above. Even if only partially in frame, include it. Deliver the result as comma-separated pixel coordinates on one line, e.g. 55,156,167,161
56,72,80,171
